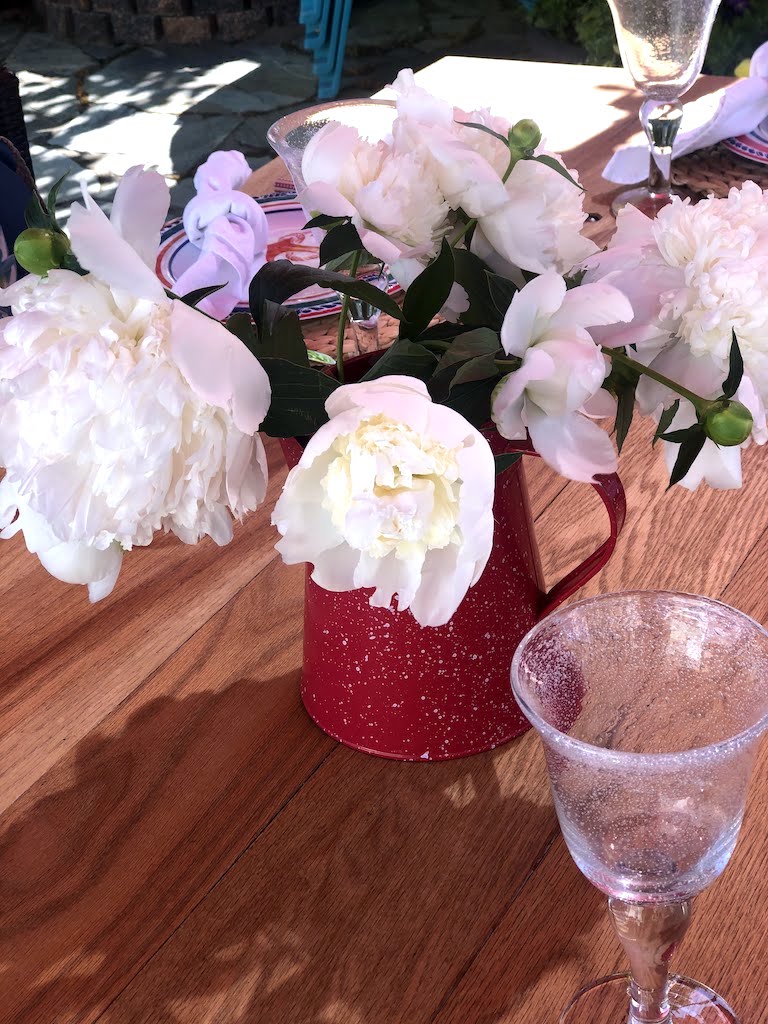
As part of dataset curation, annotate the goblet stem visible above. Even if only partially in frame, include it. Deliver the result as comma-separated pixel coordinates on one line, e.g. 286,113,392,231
609,898,692,1023
641,98,683,204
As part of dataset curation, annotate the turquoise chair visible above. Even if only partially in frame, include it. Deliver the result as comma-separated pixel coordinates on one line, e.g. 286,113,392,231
300,0,353,100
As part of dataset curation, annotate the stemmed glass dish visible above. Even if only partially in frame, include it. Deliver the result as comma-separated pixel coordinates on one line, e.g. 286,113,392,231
606,0,721,215
266,99,397,196
511,591,768,1023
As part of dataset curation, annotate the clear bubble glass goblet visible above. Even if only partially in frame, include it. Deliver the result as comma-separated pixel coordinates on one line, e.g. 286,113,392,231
511,591,768,1023
266,99,397,197
606,0,721,216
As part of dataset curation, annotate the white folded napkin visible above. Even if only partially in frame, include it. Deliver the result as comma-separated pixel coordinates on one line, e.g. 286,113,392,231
174,150,269,320
603,41,768,185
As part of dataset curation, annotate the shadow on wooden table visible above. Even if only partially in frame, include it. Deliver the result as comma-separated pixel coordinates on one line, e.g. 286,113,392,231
0,664,603,1024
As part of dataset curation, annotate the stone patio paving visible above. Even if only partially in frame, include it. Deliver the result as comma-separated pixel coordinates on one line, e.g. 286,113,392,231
2,2,584,217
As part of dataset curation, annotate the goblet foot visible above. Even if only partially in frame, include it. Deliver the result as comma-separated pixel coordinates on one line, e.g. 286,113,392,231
559,973,739,1023
610,184,687,217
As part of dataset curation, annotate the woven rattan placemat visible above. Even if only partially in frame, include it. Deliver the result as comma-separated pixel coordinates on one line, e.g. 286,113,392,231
672,142,768,198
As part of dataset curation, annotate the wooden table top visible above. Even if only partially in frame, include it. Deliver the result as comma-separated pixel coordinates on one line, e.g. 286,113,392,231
3,58,767,1024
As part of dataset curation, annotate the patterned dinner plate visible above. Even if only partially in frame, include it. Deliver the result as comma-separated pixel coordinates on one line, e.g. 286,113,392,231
721,117,768,165
155,190,401,320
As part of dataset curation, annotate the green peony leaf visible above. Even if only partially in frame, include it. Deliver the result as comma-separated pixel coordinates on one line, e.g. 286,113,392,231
303,213,349,229
258,300,310,367
24,190,54,232
652,399,680,447
226,311,258,350
614,382,636,453
722,332,744,399
452,248,503,329
439,374,498,430
318,222,364,267
249,261,404,331
437,327,500,369
179,282,227,308
528,154,584,192
359,338,437,382
456,120,510,148
45,173,69,228
667,425,706,489
449,352,500,391
258,357,339,437
400,238,455,339
486,272,517,318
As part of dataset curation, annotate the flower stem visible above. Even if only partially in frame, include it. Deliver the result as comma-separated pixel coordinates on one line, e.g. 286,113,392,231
604,347,709,414
336,250,362,383
451,217,477,249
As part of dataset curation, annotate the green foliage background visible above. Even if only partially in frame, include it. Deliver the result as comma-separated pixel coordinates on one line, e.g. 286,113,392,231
530,1,768,76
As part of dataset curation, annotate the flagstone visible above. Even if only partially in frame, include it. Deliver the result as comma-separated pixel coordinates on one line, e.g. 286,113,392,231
50,107,241,178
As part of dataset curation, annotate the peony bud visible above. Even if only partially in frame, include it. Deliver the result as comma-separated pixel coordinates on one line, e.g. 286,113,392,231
703,400,753,446
14,227,70,276
509,119,542,153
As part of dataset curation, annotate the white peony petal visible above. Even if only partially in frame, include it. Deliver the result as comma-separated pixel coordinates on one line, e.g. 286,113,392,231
479,198,553,276
491,348,556,440
441,282,470,323
526,405,618,483
664,436,743,491
301,122,362,187
390,68,454,128
68,189,167,302
737,374,768,445
310,542,363,592
169,300,271,435
299,181,357,220
37,539,123,601
661,401,744,490
410,545,470,628
355,226,403,266
500,270,566,356
109,166,170,270
636,341,723,415
226,430,268,514
582,387,617,419
325,375,430,418
552,280,634,333
427,135,509,218
354,548,424,612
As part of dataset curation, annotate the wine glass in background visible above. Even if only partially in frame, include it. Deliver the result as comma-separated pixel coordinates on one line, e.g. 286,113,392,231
606,0,721,215
512,591,768,1023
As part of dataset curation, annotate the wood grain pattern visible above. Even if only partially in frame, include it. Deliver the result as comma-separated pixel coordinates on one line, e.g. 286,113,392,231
0,558,335,1024
1,59,766,1024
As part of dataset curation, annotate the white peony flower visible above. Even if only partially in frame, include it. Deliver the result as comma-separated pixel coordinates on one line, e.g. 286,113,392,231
0,166,271,601
588,185,768,384
300,122,450,268
388,70,597,277
272,376,495,628
492,271,633,482
469,155,598,277
585,184,768,489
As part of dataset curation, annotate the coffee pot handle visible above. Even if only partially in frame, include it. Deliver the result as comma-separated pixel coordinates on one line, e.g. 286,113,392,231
509,442,626,620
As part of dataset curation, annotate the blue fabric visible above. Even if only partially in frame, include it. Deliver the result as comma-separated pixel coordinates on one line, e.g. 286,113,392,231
0,142,32,248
